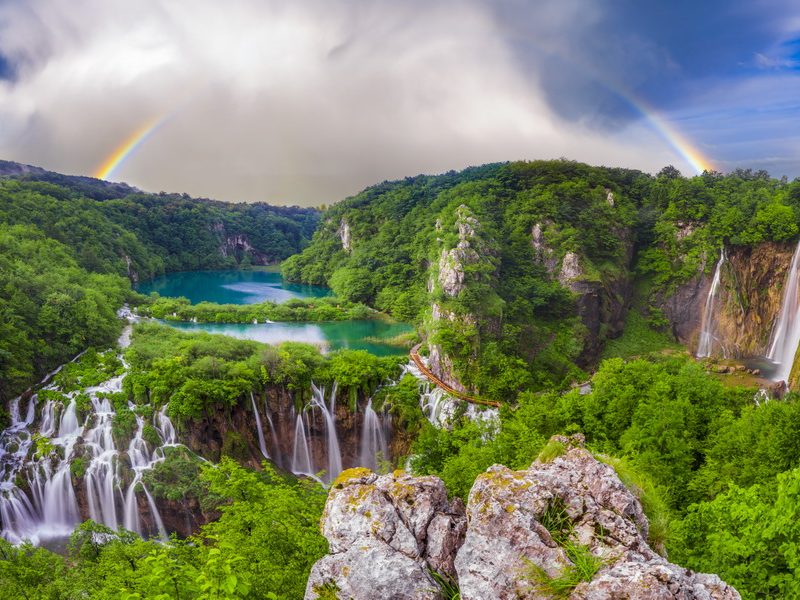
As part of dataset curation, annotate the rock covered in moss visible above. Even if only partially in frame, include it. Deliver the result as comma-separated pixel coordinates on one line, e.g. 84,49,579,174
304,468,466,600
454,434,740,600
305,437,739,600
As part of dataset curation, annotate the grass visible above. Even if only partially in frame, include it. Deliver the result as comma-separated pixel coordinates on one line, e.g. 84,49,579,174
601,309,680,361
596,454,672,555
537,439,567,463
430,571,460,600
527,541,603,598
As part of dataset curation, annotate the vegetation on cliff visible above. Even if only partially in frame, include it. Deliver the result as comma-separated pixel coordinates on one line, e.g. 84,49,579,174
124,322,405,424
283,161,800,399
0,459,327,600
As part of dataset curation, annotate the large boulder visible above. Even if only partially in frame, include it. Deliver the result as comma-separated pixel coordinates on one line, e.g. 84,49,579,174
305,437,740,600
455,434,740,600
304,468,466,600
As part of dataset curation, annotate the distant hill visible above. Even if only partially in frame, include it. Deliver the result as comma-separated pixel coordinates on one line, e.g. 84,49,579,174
0,159,139,200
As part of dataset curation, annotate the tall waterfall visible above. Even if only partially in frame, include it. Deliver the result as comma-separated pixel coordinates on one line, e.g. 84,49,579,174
697,248,726,358
250,392,269,459
358,400,389,472
0,354,179,545
767,239,800,383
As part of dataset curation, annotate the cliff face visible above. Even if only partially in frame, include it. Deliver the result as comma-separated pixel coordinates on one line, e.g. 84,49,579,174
425,205,500,394
534,222,634,366
659,242,794,357
305,435,740,600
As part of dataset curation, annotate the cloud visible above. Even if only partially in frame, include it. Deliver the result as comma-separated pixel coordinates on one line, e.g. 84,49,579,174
0,0,796,204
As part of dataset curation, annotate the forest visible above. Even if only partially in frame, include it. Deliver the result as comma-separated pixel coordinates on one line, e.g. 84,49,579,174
2,161,800,598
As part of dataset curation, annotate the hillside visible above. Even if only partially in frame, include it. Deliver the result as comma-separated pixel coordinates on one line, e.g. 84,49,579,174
284,160,799,397
0,171,318,402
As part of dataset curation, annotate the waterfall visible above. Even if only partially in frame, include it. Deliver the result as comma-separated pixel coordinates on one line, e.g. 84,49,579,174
250,392,269,459
263,400,281,468
768,239,800,383
358,399,389,472
291,414,314,478
0,353,181,545
310,384,342,482
697,248,726,358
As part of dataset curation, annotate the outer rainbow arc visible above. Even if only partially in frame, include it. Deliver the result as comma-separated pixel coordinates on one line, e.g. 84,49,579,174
93,117,165,180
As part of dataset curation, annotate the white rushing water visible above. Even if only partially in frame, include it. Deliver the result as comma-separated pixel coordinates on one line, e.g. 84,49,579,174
0,353,180,545
768,239,800,383
696,248,726,358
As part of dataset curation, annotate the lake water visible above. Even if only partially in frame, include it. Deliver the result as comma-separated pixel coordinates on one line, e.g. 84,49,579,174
165,320,411,357
138,270,412,356
137,270,331,304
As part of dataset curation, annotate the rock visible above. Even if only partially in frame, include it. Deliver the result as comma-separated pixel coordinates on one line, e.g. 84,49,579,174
659,242,794,357
558,251,583,285
454,434,740,600
305,468,467,600
306,438,739,600
337,218,352,253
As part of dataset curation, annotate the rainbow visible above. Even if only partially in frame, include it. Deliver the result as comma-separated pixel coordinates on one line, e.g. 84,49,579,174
93,116,166,180
629,98,715,174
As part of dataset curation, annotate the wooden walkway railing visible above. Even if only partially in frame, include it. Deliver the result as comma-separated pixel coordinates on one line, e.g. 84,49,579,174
409,344,501,408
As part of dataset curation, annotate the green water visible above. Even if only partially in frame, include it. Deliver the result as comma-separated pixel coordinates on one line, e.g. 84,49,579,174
139,270,412,356
164,320,411,357
137,270,331,304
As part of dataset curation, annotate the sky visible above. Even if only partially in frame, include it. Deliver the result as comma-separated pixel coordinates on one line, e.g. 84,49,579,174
0,0,798,206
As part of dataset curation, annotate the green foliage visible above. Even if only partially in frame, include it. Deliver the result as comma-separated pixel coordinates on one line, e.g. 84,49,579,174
124,323,403,424
537,439,566,463
140,295,378,324
0,461,326,600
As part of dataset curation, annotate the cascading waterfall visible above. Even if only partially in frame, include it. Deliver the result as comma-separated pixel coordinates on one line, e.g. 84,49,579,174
291,413,315,478
0,353,181,545
310,383,342,482
696,248,726,358
358,399,389,472
250,392,269,459
768,239,800,383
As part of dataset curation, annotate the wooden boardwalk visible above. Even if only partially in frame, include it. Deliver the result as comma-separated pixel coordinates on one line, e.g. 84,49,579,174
409,344,501,408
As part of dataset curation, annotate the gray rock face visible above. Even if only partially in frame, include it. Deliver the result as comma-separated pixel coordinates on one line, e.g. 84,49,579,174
304,469,466,600
307,438,740,600
455,435,740,600
338,218,352,253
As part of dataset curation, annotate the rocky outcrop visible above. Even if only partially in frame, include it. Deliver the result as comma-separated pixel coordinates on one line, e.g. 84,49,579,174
426,205,500,393
456,434,738,600
305,469,466,600
338,219,353,253
659,242,794,357
550,245,632,365
307,436,740,600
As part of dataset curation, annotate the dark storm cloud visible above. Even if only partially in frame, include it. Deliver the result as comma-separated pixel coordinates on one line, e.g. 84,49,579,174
0,0,797,205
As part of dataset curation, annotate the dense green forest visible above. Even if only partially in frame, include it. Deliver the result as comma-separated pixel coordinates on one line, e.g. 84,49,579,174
0,175,318,405
284,161,800,396
4,160,800,599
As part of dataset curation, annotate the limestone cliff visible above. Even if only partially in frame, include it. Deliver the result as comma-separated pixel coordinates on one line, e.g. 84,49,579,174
533,221,633,365
305,436,740,600
425,205,500,394
659,242,794,357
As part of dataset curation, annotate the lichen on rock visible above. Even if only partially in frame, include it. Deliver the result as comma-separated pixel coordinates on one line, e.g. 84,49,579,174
304,469,466,600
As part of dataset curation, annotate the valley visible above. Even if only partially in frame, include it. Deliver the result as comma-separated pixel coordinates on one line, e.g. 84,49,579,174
2,160,800,598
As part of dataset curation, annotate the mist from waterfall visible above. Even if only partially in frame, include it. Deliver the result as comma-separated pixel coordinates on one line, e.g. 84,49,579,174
697,248,726,358
767,239,800,383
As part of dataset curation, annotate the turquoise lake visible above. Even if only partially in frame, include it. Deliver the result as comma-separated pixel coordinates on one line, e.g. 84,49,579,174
137,271,411,356
137,270,331,304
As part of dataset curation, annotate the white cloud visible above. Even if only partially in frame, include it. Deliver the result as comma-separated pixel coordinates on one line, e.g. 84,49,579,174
0,0,694,205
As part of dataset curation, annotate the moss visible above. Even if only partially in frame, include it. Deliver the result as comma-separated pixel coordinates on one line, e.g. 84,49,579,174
221,431,249,461
537,440,567,463
332,467,373,489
